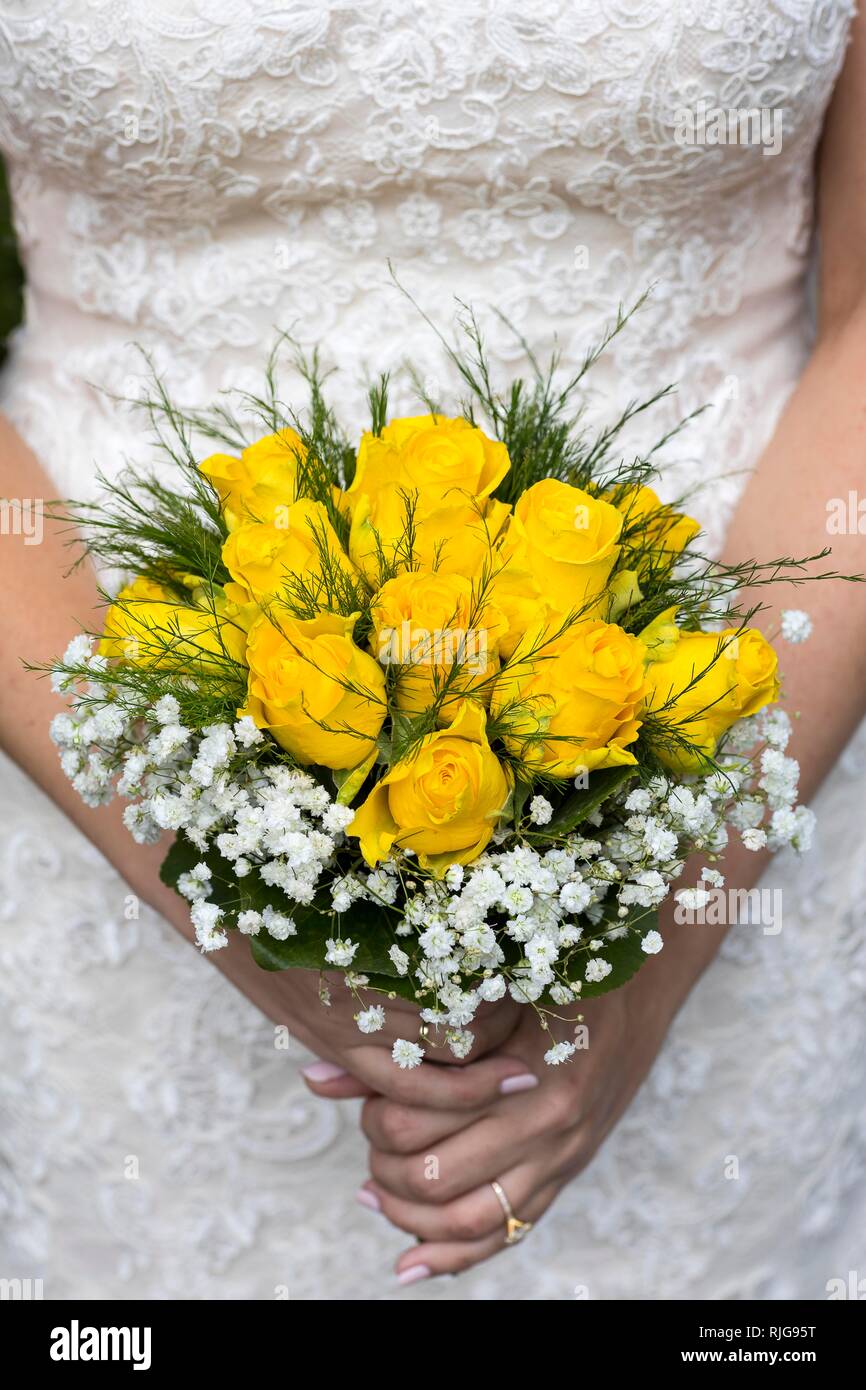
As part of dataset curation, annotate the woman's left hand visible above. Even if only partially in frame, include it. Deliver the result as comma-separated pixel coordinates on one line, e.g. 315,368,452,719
304,948,689,1282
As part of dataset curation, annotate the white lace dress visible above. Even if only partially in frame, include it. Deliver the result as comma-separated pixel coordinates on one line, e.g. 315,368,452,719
1,0,865,1301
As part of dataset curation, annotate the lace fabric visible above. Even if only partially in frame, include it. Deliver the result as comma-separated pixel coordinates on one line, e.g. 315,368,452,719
1,0,864,1299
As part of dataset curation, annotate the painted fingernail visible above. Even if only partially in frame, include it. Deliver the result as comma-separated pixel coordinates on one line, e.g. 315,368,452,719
356,1187,381,1213
397,1264,432,1286
500,1072,539,1094
301,1060,348,1082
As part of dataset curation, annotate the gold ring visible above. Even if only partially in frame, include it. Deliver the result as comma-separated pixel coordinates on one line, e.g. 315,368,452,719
490,1179,533,1246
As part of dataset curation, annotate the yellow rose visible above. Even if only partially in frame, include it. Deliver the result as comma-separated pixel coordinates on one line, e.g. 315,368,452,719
370,569,509,718
613,484,700,570
349,489,540,661
100,575,248,669
412,498,512,576
490,618,648,776
200,428,307,529
347,414,509,512
395,501,543,662
642,611,780,772
345,415,510,582
510,479,623,623
222,500,356,608
349,491,511,586
349,700,511,873
176,573,260,653
483,512,545,658
240,610,386,770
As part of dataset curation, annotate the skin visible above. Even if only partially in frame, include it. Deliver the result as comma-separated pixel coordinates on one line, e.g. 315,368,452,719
1,11,866,1285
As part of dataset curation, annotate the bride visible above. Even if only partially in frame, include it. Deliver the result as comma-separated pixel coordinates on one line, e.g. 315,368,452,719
1,0,865,1300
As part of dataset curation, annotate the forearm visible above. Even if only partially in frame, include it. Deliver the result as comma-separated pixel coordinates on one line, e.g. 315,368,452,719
0,414,190,931
653,311,866,1008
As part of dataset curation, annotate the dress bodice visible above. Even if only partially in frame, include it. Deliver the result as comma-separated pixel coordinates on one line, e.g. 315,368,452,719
0,0,855,549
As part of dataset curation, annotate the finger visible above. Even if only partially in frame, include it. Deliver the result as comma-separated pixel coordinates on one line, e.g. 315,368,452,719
369,1101,556,1204
361,1094,485,1155
369,1115,503,1203
346,1045,539,1111
393,1178,562,1282
361,1158,545,1244
300,1058,377,1100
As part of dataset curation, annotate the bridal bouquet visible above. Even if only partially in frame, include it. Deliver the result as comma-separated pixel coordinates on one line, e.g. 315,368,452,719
44,300,830,1067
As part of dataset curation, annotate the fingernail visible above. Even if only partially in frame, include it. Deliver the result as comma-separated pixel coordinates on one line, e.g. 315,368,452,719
397,1264,432,1286
301,1060,348,1082
500,1072,539,1095
356,1187,381,1213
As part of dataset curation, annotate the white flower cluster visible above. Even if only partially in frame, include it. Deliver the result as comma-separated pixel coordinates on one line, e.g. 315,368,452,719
50,631,817,1064
334,825,669,1066
723,707,815,854
49,638,356,955
49,638,131,807
159,749,356,952
780,609,812,644
324,709,814,1063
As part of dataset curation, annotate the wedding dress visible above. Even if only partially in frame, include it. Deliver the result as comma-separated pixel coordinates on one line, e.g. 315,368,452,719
1,0,864,1301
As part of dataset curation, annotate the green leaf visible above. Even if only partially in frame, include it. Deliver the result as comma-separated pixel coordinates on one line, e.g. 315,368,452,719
160,835,245,913
161,834,657,1008
248,900,337,971
249,896,420,1002
547,766,637,836
510,776,532,829
159,835,205,890
248,893,397,970
560,905,657,1002
162,834,418,995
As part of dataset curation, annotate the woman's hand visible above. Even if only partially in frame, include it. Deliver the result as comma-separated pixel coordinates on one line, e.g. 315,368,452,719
301,881,732,1283
334,952,684,1282
218,942,534,1099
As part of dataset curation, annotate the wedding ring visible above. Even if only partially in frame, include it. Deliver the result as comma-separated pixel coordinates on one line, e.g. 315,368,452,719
490,1179,533,1246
